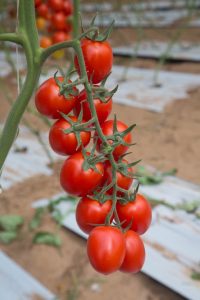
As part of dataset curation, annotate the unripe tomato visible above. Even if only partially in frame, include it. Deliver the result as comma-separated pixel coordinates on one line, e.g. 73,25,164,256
120,230,145,273
87,226,125,274
74,38,113,84
36,17,46,31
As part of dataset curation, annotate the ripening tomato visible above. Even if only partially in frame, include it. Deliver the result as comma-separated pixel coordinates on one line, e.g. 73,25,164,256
51,12,69,31
63,0,73,16
52,31,70,44
35,77,76,119
76,196,113,234
48,0,64,11
40,36,52,48
36,17,46,31
60,152,104,196
74,38,113,84
120,230,145,273
96,120,132,159
49,117,91,155
103,160,133,195
116,194,152,235
36,3,49,19
87,226,125,274
74,88,112,124
52,50,65,59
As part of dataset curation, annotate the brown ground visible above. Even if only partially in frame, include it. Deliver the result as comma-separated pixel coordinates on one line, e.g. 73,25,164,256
1,4,200,300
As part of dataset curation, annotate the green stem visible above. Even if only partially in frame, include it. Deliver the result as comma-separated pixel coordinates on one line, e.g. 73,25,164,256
73,0,80,38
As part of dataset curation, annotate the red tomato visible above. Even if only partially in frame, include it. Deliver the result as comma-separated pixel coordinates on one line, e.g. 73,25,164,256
36,3,49,19
40,36,52,48
63,0,73,16
35,77,76,119
60,152,104,196
96,120,132,159
48,0,64,11
116,194,152,235
52,31,70,44
87,226,125,274
120,230,145,273
35,0,42,8
74,38,113,84
74,88,112,124
51,12,69,31
76,197,113,234
103,160,133,195
49,117,91,155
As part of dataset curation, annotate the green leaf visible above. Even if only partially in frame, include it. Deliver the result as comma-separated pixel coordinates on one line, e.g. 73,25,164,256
0,231,17,244
33,232,62,248
0,215,24,231
29,207,46,230
191,271,200,280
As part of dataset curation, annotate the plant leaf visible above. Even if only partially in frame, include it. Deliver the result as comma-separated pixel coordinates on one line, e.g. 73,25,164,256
29,207,46,230
0,215,24,231
0,231,17,244
33,232,61,248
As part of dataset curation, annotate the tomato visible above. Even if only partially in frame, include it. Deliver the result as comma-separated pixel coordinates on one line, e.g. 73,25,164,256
40,36,52,48
60,152,104,196
74,38,113,84
49,117,91,155
103,160,133,195
48,0,64,11
51,12,69,31
87,226,125,274
116,194,152,235
76,196,113,234
52,50,65,59
74,88,112,124
35,0,42,8
36,17,46,31
36,3,49,19
96,120,132,159
35,77,76,119
63,0,73,16
120,230,145,273
52,31,70,44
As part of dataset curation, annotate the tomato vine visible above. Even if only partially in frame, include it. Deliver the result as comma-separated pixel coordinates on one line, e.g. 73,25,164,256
0,0,152,275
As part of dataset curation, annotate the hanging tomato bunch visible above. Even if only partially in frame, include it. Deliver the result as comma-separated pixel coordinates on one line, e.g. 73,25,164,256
34,0,72,54
34,20,152,275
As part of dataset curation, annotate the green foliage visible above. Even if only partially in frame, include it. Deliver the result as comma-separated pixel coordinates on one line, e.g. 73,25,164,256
0,231,17,244
33,232,62,248
0,214,24,231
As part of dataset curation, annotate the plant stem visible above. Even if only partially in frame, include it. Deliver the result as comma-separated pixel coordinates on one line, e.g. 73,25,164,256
73,0,80,38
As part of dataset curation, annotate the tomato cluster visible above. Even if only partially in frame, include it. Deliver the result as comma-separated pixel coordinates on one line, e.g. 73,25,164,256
35,33,152,275
34,0,72,55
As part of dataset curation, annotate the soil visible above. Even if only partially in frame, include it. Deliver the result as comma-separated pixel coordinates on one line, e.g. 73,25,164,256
1,3,200,300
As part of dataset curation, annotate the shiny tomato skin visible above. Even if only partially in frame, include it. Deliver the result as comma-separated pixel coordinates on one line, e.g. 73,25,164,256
63,1,73,16
87,226,125,274
52,31,70,44
49,117,91,155
37,3,49,18
120,230,145,273
74,88,112,124
40,36,52,48
74,38,113,84
96,120,132,159
116,194,152,235
51,12,68,31
103,160,133,195
35,77,76,119
60,152,104,196
48,0,64,11
76,197,113,234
